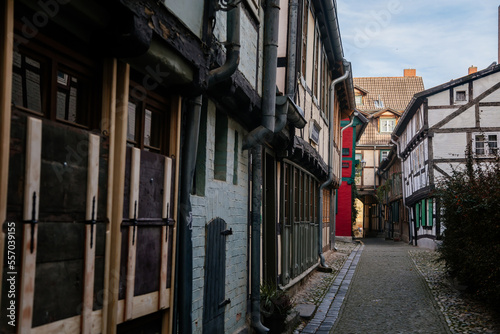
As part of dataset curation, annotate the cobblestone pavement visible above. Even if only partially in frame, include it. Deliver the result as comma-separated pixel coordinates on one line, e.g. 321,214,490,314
330,238,451,334
292,238,500,334
409,249,500,333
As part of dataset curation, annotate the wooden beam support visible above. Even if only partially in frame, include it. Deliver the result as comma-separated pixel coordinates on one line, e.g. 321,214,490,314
164,96,182,334
101,57,117,333
159,157,173,309
125,148,140,321
106,61,129,334
82,134,100,334
0,0,14,300
18,117,42,334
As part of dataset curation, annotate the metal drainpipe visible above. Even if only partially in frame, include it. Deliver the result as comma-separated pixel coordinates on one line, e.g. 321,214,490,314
318,60,351,267
391,137,413,244
286,0,298,98
177,3,241,333
243,0,280,149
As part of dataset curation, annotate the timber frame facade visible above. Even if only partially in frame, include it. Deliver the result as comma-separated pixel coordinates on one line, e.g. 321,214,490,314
0,0,355,333
393,64,500,249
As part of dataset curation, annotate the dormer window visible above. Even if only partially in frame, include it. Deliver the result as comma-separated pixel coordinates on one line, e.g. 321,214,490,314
355,95,363,106
380,118,396,133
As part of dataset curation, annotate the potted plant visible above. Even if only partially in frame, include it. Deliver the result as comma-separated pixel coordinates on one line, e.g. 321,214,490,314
260,284,294,333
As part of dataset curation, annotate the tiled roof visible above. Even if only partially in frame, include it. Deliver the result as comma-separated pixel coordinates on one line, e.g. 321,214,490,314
354,76,425,113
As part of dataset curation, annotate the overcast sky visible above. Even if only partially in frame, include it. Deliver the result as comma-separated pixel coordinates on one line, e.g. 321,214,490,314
336,0,499,89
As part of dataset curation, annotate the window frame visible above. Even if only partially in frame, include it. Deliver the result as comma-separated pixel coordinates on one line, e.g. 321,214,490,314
379,118,396,133
12,28,99,129
127,79,171,155
473,132,499,157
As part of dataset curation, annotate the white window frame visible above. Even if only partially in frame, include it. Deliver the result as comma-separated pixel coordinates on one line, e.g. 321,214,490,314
473,132,499,157
380,118,396,133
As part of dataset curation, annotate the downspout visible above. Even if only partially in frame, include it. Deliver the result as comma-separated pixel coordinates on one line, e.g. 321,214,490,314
286,0,299,98
248,1,280,332
318,60,351,267
243,0,280,149
391,137,413,244
177,3,241,333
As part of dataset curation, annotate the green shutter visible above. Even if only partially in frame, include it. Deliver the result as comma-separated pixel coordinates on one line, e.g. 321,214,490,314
415,203,420,228
421,200,426,227
428,199,433,227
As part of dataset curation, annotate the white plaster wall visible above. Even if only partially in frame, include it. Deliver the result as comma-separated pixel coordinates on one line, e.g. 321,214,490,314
214,7,259,91
433,133,467,160
428,108,454,128
442,106,475,129
278,0,289,58
427,90,449,106
479,106,500,127
163,0,204,38
474,71,500,97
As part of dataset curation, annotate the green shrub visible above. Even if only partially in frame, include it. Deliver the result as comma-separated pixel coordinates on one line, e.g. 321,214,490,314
437,147,500,306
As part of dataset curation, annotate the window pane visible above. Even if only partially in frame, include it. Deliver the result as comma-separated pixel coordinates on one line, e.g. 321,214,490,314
56,71,83,125
127,102,137,143
12,51,42,113
488,135,498,155
475,135,485,155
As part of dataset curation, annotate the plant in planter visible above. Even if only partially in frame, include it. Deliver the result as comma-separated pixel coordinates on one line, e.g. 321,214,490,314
260,284,294,333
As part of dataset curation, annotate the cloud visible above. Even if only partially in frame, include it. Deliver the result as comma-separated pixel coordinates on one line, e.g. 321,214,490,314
337,0,498,88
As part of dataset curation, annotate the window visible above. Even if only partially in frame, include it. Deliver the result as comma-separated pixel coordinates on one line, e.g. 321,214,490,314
127,80,170,154
342,148,350,156
342,162,349,168
233,131,239,185
380,118,396,133
310,121,321,145
380,150,390,161
283,162,319,224
12,37,97,128
214,110,228,181
455,90,466,102
355,95,363,106
474,133,498,156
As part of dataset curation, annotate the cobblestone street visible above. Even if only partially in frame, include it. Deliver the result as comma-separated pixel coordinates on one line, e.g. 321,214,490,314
292,238,500,334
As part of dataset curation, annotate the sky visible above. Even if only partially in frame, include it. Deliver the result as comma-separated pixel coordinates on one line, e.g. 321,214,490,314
336,0,499,89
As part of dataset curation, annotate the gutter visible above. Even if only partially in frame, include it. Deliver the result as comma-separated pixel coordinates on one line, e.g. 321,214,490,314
177,3,241,333
318,60,351,267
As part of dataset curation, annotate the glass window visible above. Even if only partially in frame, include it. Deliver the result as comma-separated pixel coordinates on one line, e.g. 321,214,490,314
474,133,499,156
355,95,363,106
127,80,170,154
12,45,95,128
455,91,466,101
380,118,396,133
380,150,390,161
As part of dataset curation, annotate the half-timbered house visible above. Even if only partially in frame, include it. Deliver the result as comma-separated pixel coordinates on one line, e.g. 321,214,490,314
393,64,500,249
354,70,424,237
269,0,355,291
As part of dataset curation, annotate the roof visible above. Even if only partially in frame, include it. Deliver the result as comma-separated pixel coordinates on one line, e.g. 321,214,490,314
353,76,425,114
394,63,500,137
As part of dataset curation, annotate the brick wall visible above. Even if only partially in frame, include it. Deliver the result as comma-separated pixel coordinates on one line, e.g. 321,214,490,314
191,100,249,334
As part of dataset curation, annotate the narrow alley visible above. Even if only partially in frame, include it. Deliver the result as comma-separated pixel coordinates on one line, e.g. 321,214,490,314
300,239,450,334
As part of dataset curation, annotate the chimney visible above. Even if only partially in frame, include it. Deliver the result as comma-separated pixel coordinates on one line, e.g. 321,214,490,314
468,66,477,75
404,69,416,77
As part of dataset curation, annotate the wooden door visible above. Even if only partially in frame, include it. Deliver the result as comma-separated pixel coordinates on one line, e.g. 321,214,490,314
203,217,229,334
